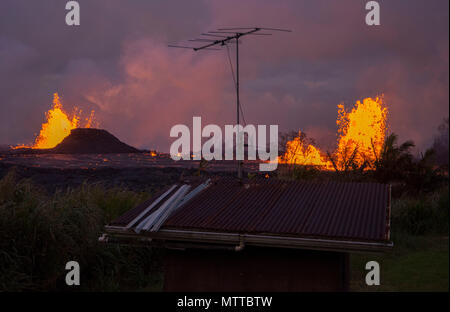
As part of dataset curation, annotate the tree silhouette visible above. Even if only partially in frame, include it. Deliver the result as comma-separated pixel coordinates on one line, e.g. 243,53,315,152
371,133,415,183
432,118,449,168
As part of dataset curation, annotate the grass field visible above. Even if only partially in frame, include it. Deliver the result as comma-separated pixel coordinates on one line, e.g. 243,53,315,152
350,235,449,291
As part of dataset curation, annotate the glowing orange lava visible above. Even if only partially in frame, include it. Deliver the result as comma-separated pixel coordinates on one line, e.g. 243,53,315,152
280,131,330,167
335,96,387,169
279,96,387,170
14,93,97,149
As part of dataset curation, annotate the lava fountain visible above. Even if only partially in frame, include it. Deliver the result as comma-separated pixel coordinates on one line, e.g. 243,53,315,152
279,96,387,170
14,93,97,149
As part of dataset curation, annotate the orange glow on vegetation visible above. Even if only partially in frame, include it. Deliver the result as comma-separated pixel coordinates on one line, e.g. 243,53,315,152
279,96,387,170
14,93,97,149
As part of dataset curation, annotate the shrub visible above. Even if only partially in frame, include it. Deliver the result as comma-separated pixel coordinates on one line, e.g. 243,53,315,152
391,187,449,235
0,169,163,291
290,165,321,181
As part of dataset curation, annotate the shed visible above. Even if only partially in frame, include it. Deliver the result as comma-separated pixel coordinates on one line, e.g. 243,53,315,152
103,177,393,291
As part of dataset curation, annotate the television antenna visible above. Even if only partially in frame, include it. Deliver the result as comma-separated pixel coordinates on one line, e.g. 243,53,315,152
169,27,292,178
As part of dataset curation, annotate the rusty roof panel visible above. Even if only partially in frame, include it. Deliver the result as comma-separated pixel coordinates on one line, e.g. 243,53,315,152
163,179,390,242
109,178,390,243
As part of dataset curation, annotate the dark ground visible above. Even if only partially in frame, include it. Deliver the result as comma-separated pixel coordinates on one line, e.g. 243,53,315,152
0,162,184,193
0,154,263,193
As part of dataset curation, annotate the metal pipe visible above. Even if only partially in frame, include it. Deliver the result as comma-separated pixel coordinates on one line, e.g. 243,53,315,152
234,236,245,251
236,34,242,179
386,184,392,240
149,185,191,232
125,185,177,230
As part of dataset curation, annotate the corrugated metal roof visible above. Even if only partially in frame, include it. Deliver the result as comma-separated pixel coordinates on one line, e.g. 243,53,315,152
109,177,390,243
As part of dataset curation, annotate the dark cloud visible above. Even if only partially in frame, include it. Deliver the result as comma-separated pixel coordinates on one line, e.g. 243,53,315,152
0,0,448,151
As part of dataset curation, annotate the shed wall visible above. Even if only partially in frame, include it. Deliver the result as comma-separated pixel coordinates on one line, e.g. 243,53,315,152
163,247,349,291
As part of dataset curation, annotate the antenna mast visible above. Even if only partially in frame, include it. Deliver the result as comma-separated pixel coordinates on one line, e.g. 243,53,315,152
169,27,291,179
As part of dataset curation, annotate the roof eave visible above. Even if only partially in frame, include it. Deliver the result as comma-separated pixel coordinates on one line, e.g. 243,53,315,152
103,226,393,254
